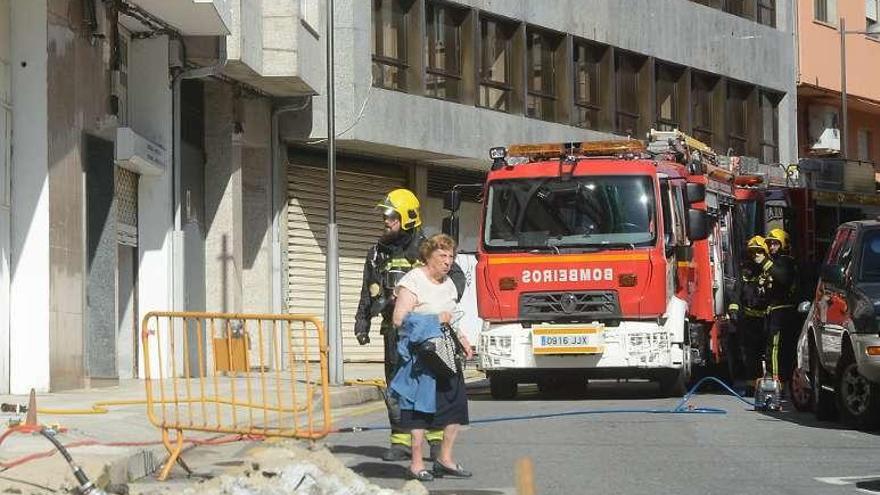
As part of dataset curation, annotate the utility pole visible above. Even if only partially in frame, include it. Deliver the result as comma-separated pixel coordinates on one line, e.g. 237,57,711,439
839,17,848,159
325,0,343,386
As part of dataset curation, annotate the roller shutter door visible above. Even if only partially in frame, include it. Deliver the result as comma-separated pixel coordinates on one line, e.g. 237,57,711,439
287,164,406,362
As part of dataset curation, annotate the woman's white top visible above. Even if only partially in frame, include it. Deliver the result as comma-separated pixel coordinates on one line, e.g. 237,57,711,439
396,267,458,319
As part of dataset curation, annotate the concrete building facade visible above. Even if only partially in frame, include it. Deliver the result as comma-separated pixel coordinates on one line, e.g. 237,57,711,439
277,0,799,362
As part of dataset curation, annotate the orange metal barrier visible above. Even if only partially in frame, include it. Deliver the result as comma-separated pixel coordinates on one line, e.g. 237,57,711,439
141,312,331,480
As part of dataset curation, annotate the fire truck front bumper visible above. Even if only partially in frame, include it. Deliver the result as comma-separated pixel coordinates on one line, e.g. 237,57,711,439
478,320,686,374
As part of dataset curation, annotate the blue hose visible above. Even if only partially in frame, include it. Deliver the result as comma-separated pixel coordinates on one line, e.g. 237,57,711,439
334,376,757,433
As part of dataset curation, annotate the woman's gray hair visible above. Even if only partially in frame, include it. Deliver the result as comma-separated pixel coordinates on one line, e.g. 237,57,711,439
419,233,457,262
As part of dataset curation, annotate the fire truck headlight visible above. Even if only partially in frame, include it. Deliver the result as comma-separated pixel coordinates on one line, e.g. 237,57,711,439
486,335,512,356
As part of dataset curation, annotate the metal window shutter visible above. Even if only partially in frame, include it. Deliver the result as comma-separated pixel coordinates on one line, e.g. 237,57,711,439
115,167,138,246
287,164,406,362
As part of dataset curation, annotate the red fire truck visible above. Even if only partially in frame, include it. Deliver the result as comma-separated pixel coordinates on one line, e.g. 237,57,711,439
443,132,764,398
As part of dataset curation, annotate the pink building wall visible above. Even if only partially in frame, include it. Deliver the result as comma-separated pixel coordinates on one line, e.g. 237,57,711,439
798,0,880,101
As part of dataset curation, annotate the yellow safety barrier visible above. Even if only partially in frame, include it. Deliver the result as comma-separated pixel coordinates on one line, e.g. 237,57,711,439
141,311,332,480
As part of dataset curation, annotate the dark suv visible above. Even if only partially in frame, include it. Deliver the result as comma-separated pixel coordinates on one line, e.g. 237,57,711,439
790,220,880,430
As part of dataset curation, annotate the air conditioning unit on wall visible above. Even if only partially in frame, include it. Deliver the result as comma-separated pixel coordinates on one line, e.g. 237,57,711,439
115,127,166,176
808,105,841,154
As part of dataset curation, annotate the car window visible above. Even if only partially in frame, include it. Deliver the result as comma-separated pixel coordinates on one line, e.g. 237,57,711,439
859,230,880,283
838,230,857,274
825,228,851,265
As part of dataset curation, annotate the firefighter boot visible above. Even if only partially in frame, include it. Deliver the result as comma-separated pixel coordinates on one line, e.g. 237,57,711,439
429,441,441,461
383,432,412,461
382,444,410,461
426,429,444,460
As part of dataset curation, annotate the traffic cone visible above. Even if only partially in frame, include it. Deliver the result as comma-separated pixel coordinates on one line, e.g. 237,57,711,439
20,388,39,433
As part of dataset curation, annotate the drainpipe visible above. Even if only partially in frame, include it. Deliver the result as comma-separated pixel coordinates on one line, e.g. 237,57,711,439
270,98,311,320
171,39,227,314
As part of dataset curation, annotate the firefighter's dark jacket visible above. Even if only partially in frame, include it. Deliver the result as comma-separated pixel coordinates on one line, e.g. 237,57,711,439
354,228,466,338
729,259,773,316
766,254,798,309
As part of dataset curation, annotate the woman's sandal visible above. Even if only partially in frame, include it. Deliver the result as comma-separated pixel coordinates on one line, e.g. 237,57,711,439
432,461,473,478
408,469,434,482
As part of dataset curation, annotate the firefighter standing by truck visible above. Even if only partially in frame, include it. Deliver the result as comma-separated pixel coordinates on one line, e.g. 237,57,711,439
764,228,799,387
354,188,465,462
728,236,774,390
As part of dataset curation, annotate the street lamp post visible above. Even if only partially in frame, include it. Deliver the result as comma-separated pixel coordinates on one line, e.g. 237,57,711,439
838,17,877,160
326,0,343,386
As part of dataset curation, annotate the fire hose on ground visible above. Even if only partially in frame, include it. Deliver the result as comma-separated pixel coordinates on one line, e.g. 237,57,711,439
332,376,759,434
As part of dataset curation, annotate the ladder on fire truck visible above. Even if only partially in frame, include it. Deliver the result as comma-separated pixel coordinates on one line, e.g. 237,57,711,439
646,129,719,172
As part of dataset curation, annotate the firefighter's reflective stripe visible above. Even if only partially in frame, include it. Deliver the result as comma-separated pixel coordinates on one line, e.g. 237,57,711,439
384,258,423,270
768,304,794,312
743,307,767,318
391,429,445,447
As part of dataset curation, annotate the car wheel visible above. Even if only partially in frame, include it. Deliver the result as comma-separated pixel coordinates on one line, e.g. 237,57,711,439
836,349,880,431
789,366,813,412
810,344,837,421
489,373,517,400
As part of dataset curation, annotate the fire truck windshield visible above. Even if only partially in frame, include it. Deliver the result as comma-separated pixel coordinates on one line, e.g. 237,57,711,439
483,175,656,251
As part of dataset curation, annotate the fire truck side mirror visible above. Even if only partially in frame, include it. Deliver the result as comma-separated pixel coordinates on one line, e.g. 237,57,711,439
685,183,706,204
686,209,709,241
443,189,462,213
442,215,460,244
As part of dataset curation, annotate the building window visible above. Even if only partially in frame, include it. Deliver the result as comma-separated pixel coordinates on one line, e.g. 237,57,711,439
526,28,561,122
615,52,644,136
479,16,516,112
425,2,466,101
114,28,130,125
758,0,776,27
372,0,412,91
692,74,717,148
723,0,747,17
759,91,780,163
868,0,879,37
655,64,683,132
573,40,604,130
814,0,837,25
727,82,751,156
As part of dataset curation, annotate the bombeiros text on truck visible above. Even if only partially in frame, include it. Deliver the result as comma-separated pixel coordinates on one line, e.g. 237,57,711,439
442,131,766,399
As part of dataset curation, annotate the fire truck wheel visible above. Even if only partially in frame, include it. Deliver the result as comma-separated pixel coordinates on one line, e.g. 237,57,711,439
489,374,517,400
657,369,687,398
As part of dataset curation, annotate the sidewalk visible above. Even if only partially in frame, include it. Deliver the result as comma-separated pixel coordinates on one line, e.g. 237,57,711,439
0,363,391,494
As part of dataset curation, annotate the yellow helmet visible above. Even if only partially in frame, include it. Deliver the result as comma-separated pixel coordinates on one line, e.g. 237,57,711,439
377,188,422,230
747,235,768,255
766,228,790,251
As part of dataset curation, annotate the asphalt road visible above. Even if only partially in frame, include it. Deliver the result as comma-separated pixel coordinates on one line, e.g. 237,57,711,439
327,379,880,495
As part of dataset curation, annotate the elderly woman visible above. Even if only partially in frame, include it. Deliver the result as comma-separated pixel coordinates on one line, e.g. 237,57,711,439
391,233,473,482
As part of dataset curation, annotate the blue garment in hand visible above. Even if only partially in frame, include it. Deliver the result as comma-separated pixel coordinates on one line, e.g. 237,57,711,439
389,313,443,414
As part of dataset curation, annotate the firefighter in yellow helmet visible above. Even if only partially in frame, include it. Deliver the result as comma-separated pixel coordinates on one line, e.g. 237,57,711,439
763,228,799,387
354,188,466,462
727,236,773,390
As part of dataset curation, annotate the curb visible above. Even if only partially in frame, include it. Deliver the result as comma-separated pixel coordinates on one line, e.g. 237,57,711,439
327,384,385,409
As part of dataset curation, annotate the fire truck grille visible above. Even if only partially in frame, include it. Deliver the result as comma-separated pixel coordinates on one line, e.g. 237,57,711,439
519,291,621,321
